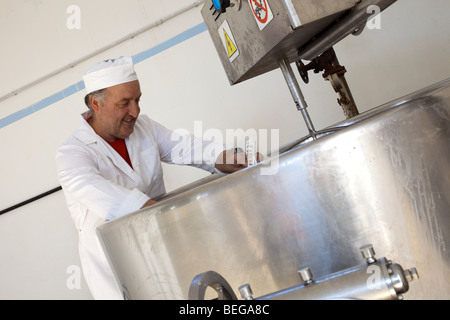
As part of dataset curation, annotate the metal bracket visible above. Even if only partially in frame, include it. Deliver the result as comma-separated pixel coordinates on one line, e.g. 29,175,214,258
296,47,359,119
188,270,238,300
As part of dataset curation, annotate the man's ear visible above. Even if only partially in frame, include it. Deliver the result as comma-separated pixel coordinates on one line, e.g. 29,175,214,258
90,96,101,112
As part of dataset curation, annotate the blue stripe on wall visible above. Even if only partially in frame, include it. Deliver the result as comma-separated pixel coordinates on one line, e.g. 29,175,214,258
0,22,208,130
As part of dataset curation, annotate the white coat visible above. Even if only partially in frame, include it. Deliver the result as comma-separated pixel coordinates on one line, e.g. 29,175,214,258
55,111,224,299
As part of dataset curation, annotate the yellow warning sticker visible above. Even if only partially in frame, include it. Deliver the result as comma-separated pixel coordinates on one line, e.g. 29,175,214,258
223,29,237,58
219,20,239,62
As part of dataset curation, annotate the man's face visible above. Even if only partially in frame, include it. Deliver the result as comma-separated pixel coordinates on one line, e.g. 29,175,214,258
91,80,141,142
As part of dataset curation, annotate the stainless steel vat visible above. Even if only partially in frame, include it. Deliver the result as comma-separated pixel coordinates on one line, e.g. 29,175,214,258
97,78,450,300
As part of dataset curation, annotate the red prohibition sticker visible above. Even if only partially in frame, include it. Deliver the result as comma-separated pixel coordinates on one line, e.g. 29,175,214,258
248,0,273,30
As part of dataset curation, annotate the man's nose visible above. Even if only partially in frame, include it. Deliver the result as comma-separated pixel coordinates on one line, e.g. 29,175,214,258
129,101,140,117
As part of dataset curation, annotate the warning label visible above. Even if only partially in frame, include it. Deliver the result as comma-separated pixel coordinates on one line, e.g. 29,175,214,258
218,20,239,62
224,29,237,58
248,0,273,30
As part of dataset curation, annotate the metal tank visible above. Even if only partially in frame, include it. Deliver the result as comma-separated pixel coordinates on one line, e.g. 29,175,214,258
97,78,450,300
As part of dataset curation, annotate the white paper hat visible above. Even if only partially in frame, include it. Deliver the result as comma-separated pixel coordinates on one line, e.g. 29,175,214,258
83,56,138,94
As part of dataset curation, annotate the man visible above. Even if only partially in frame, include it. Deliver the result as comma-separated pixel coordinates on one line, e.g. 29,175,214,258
56,56,249,299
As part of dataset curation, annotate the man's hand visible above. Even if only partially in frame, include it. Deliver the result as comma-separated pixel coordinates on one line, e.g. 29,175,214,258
214,149,263,173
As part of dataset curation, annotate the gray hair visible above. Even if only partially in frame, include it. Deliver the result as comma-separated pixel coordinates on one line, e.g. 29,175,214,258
84,88,108,111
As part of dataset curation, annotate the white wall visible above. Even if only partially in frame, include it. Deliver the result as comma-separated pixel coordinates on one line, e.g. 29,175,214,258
0,0,449,299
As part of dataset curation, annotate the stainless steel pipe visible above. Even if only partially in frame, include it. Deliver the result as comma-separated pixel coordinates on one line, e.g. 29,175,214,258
279,59,317,138
246,245,418,300
189,244,419,300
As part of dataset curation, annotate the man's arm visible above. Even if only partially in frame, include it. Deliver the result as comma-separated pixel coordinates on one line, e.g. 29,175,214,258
56,144,151,220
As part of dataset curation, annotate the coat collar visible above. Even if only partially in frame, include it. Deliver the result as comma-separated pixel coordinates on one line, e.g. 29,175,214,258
75,110,100,145
74,111,141,183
